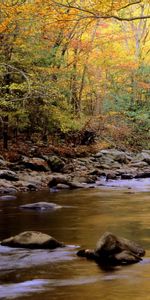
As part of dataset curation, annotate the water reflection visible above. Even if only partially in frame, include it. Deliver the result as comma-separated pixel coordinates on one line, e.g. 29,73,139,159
0,279,51,299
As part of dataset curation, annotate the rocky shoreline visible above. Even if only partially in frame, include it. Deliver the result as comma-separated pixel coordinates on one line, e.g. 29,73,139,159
0,148,150,195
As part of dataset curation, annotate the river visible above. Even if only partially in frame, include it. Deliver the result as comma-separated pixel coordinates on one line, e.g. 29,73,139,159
0,178,150,300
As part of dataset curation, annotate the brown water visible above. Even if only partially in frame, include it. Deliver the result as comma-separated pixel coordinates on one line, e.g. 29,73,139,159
0,179,150,300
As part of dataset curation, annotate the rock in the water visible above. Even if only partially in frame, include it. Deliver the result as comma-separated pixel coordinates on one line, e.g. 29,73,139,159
0,195,17,201
48,176,85,190
77,232,145,266
48,176,69,188
56,183,70,189
69,181,86,189
20,202,62,211
135,171,150,179
95,232,145,257
106,173,118,180
112,250,142,265
1,231,64,249
0,187,17,194
121,174,134,179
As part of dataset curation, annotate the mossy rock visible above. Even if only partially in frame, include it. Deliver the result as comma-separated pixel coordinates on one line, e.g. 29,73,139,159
1,231,64,249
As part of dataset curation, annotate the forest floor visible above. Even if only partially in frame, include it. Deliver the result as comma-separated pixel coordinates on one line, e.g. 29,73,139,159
0,136,101,162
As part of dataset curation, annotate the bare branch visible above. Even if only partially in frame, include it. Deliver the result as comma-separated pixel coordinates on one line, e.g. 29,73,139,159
51,0,150,22
0,63,31,104
118,0,142,11
111,14,150,22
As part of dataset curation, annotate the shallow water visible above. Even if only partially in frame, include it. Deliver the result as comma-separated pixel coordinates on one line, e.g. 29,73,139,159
0,178,150,300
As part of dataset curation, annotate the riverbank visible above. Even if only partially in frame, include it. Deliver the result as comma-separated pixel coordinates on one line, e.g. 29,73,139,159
0,148,150,194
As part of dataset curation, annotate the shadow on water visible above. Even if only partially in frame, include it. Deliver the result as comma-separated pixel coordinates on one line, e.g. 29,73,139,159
0,179,150,300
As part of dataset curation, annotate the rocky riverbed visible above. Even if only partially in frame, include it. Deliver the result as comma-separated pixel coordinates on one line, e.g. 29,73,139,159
0,149,150,194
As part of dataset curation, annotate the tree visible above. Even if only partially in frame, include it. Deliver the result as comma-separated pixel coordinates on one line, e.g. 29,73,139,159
0,0,150,149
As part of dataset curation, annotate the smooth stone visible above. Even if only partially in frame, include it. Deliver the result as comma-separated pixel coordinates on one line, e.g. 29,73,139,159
56,183,70,189
0,187,17,194
48,176,69,188
1,231,64,249
0,195,17,201
20,202,62,211
121,174,134,179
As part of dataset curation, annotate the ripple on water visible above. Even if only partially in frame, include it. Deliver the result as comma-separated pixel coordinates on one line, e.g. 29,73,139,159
97,178,150,192
0,279,51,299
0,245,78,271
0,271,144,300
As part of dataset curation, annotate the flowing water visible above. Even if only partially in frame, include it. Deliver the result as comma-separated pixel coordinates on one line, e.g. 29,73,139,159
0,178,150,300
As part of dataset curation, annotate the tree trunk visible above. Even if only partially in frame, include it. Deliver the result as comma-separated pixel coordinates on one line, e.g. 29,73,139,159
3,116,9,150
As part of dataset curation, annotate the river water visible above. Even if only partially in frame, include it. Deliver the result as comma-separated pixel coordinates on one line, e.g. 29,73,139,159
0,178,150,300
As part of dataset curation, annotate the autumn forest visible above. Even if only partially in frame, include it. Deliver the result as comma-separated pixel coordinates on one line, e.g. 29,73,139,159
0,0,150,153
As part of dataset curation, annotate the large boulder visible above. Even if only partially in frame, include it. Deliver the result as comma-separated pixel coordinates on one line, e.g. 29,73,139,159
95,232,145,258
15,157,49,172
48,175,69,188
48,176,85,190
47,156,65,172
77,232,145,266
0,231,64,249
135,171,150,179
134,151,150,165
95,149,130,164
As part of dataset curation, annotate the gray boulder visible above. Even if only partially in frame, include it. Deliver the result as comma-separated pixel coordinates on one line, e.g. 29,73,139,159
95,149,129,164
134,151,150,164
1,231,64,249
0,170,19,181
0,195,17,201
48,176,85,190
0,187,17,194
20,202,62,211
48,176,69,188
56,183,70,189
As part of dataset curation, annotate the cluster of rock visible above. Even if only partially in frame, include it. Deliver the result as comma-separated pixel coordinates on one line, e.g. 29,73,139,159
0,231,145,267
0,149,150,194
